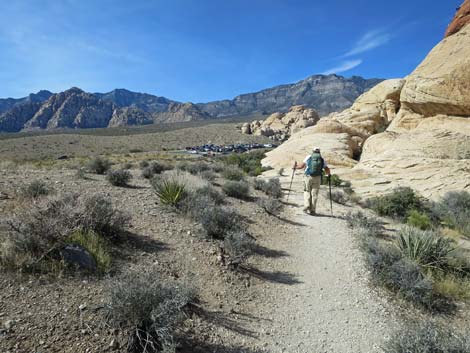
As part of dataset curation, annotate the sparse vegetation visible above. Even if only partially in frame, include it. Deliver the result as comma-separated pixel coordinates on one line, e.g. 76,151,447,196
18,180,52,199
224,230,255,267
222,165,245,181
407,210,432,230
384,322,470,353
221,149,270,176
222,180,250,199
322,174,342,187
87,157,112,174
433,191,470,236
1,193,129,272
257,197,283,216
151,177,186,206
107,169,132,187
329,190,349,205
253,178,282,199
366,187,425,220
345,211,383,235
105,271,195,353
68,230,111,273
141,161,169,179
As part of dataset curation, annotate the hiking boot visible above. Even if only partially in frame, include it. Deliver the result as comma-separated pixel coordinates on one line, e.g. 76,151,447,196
302,209,311,215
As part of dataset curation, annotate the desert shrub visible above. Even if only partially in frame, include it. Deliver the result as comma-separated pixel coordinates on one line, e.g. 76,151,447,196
87,157,111,175
141,166,154,179
224,230,255,267
434,275,470,301
185,161,211,175
139,160,149,168
361,237,435,308
105,271,195,353
151,177,186,207
407,210,432,230
198,207,242,240
258,198,283,216
221,150,270,176
263,178,282,199
142,162,170,179
322,174,342,187
433,191,470,236
107,169,132,187
366,187,424,220
193,185,225,205
253,178,266,191
384,322,470,353
222,166,245,181
2,194,129,271
329,190,349,205
75,168,87,180
222,180,250,199
123,162,133,170
199,170,216,181
18,180,52,199
396,227,455,272
68,230,111,273
345,211,383,235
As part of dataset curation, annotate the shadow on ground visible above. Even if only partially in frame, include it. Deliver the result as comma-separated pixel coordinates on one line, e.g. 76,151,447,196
240,266,302,285
252,244,289,258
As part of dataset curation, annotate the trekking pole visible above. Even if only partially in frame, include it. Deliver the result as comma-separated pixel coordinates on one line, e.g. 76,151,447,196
286,162,297,202
328,175,333,215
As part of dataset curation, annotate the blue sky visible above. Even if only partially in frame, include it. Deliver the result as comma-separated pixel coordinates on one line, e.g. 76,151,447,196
0,0,462,102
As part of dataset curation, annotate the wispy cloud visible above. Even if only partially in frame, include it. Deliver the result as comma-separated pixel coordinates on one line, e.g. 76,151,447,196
322,59,363,75
344,29,392,57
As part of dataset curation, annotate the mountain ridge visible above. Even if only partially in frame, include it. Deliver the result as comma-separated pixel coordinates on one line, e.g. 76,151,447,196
0,74,383,132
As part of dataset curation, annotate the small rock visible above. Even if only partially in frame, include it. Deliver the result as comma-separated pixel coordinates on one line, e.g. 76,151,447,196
79,304,87,311
4,320,15,330
109,338,119,350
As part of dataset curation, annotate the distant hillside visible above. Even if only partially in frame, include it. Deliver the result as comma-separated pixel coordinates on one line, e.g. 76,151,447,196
0,74,383,132
198,75,383,117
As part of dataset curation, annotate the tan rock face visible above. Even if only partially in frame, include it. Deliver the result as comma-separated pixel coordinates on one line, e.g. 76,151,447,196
241,105,319,140
398,24,470,120
263,15,470,200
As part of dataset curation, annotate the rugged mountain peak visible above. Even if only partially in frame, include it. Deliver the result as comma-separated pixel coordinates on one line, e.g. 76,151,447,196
445,0,470,37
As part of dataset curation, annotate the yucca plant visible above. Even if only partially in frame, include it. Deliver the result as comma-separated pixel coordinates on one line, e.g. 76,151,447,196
396,226,455,272
152,178,186,206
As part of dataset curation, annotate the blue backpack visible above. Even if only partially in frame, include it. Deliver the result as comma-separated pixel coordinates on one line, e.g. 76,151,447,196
305,152,324,176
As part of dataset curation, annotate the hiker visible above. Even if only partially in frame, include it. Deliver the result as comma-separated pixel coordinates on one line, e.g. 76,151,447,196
293,147,330,215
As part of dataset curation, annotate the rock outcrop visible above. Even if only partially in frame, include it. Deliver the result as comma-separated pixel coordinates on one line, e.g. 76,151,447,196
108,107,154,127
445,0,470,37
153,102,211,123
242,105,320,140
263,5,470,200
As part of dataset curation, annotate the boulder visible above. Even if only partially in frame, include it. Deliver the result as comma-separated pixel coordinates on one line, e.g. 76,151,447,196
445,0,470,37
61,244,97,272
241,122,251,134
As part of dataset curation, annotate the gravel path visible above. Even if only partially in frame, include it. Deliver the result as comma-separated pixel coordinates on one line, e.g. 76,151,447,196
253,177,396,353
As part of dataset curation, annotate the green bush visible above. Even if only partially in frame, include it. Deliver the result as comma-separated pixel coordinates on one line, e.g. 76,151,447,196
87,157,111,175
222,180,250,199
433,191,470,236
322,174,342,187
253,178,266,191
18,180,52,199
222,166,245,181
366,187,424,220
68,230,111,273
151,177,186,206
407,210,432,230
106,169,132,187
105,271,195,353
396,227,455,272
193,185,225,205
221,150,270,176
384,322,470,353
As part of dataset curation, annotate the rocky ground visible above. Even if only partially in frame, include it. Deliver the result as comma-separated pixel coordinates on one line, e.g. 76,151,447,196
1,158,469,352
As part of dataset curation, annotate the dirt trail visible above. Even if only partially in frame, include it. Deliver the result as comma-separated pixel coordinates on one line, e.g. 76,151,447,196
251,176,396,352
